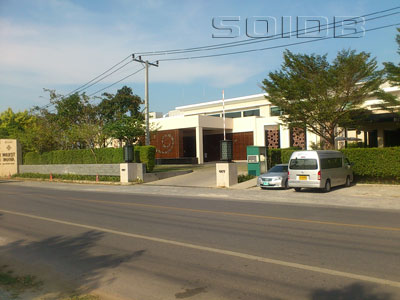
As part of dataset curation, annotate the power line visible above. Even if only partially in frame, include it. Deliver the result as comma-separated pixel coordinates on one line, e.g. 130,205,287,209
88,66,145,97
36,54,133,111
70,59,133,95
37,6,399,112
143,12,399,57
66,54,133,95
157,22,400,62
135,6,399,57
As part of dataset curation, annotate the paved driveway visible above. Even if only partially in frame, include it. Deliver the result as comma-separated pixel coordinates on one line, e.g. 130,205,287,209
147,162,248,187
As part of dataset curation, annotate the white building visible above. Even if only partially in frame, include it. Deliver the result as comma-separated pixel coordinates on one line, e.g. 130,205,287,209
150,84,400,164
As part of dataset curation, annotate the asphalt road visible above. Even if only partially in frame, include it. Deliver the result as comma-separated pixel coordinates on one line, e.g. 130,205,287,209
0,182,400,300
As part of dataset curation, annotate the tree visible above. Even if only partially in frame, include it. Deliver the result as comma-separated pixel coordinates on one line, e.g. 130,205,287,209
384,28,400,86
98,86,143,123
104,115,145,145
0,108,39,153
380,28,400,113
262,49,387,149
98,86,145,146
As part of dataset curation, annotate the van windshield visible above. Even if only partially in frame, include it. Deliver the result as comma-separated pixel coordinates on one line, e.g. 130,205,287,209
289,158,318,170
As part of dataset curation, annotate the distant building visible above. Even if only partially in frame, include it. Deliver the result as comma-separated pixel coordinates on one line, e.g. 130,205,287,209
149,84,400,164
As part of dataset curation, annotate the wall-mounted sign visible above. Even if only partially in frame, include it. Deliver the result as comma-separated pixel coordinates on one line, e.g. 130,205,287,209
247,155,259,163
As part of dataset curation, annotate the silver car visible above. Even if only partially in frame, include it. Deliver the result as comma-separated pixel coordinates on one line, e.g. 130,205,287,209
257,164,289,189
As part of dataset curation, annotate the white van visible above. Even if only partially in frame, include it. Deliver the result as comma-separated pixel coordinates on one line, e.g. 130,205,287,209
288,150,353,192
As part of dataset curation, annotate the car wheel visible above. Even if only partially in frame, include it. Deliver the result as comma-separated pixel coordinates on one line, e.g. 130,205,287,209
284,179,289,189
324,180,331,193
345,176,351,187
294,187,301,192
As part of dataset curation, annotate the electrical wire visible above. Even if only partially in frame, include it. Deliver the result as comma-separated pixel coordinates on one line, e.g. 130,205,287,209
135,6,400,56
88,66,145,97
141,12,399,57
66,54,133,95
158,22,400,62
36,54,133,111
70,59,133,95
37,6,400,111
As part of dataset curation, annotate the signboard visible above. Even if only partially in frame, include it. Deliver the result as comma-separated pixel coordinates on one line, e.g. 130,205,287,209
0,139,21,177
247,155,259,163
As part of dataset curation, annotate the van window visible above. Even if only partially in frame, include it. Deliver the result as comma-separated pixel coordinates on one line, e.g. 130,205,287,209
321,158,342,169
289,159,318,170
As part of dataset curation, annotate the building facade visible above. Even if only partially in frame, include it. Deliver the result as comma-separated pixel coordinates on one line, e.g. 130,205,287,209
150,84,400,164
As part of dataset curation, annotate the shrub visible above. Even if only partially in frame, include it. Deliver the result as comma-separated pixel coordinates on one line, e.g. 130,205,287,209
23,146,156,173
267,147,299,168
238,174,255,183
340,147,400,181
134,147,141,163
24,148,125,165
23,152,41,165
139,146,156,172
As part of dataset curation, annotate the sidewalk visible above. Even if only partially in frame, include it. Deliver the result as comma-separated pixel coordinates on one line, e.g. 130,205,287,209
3,179,400,211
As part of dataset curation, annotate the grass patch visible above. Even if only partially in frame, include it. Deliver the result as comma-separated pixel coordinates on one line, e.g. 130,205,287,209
0,265,43,299
354,176,400,185
62,295,100,300
238,174,256,183
12,173,120,182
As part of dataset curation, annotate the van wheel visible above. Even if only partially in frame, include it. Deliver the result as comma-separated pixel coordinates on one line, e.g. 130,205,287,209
294,187,301,192
324,180,331,193
284,179,289,189
345,176,351,187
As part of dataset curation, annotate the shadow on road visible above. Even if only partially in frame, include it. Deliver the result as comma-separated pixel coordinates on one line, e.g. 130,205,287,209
310,283,393,300
0,230,144,298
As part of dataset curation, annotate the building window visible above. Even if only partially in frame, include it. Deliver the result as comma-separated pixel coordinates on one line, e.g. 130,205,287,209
209,114,221,117
243,109,260,117
225,111,242,118
270,106,282,116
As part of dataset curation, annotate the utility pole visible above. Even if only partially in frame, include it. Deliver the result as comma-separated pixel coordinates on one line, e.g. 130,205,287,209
222,89,226,140
132,55,159,145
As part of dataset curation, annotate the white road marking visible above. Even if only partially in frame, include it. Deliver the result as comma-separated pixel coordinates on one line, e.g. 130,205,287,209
1,208,400,288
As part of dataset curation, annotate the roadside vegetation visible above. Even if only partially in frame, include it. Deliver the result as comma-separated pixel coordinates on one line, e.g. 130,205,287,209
62,295,100,300
238,174,256,183
0,265,43,299
12,173,120,182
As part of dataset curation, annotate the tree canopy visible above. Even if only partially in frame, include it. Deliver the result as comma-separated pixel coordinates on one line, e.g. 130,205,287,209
262,49,388,149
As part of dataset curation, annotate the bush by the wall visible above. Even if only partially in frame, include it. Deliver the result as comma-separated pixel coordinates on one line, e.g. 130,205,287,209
24,152,42,164
267,147,300,168
139,146,156,172
24,147,124,165
340,147,400,181
134,147,141,163
23,146,157,172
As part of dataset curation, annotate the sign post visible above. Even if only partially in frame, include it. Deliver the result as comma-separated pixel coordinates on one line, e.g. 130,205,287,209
0,139,22,177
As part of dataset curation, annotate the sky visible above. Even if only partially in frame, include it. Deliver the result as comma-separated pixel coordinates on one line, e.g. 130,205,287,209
0,0,399,115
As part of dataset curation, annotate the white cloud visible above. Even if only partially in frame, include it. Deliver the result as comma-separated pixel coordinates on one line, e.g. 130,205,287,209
0,15,264,92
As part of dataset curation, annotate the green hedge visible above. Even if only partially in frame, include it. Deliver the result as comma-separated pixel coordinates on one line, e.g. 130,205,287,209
340,147,400,181
267,147,400,182
267,147,299,168
139,146,156,172
24,148,124,165
23,145,157,172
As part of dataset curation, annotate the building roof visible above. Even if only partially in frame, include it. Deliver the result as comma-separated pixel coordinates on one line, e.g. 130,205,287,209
175,93,268,111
